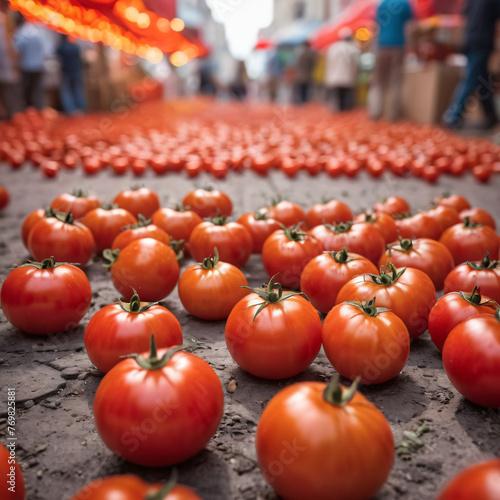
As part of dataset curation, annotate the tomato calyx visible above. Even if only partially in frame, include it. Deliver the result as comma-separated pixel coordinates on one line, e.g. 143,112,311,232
463,216,483,229
169,239,185,261
391,211,411,220
344,297,391,317
253,209,270,221
325,222,353,234
211,215,228,226
281,224,307,242
123,334,185,370
467,252,500,270
118,289,158,313
459,286,500,309
390,238,414,253
323,375,361,406
241,275,307,321
329,247,354,264
201,247,220,269
18,256,72,269
100,203,120,211
145,469,179,500
71,189,88,198
174,204,190,212
48,210,75,225
121,213,151,230
102,248,120,268
370,263,406,286
361,212,377,224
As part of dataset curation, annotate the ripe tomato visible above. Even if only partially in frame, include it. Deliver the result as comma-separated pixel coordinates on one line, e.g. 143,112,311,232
178,248,249,320
113,187,160,219
305,199,353,228
41,159,60,178
188,217,252,268
323,299,410,384
392,212,442,240
182,187,232,219
300,248,378,313
21,208,46,248
50,190,100,219
267,199,306,227
459,208,496,230
0,442,25,500
428,288,498,351
442,309,500,408
379,238,454,290
0,186,10,210
425,205,461,233
70,474,202,500
28,212,95,266
373,196,410,216
236,209,281,254
473,164,493,183
82,205,137,254
0,257,92,335
111,215,170,251
105,238,180,302
439,219,500,264
256,377,394,500
444,252,500,303
337,264,436,339
93,342,223,466
85,290,183,373
307,221,385,265
354,211,398,245
435,193,471,212
262,226,324,289
225,277,322,379
436,459,500,500
151,206,203,249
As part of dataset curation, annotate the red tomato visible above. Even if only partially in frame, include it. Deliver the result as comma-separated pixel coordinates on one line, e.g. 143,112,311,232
111,216,170,251
428,288,498,351
323,299,410,384
0,442,25,500
256,377,394,500
336,264,437,340
425,205,461,233
182,187,232,219
82,206,137,254
354,212,398,245
305,199,353,228
435,193,471,212
422,165,439,183
111,157,128,175
41,159,60,178
236,210,281,254
262,226,324,288
0,257,92,335
105,238,180,302
50,190,100,219
473,164,493,183
459,207,496,230
373,196,410,216
28,212,95,266
444,252,500,303
225,278,322,379
0,186,10,210
93,343,224,466
70,474,202,500
439,219,500,264
188,217,252,268
300,248,378,313
325,157,343,177
392,212,442,240
82,156,101,175
84,290,183,373
267,199,306,227
443,309,500,408
113,187,160,219
379,238,454,290
21,208,46,248
436,459,500,500
178,248,249,320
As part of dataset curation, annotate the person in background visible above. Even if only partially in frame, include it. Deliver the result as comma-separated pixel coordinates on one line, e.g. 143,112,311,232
56,34,86,115
368,0,414,122
267,51,282,102
442,0,500,130
324,27,360,112
13,15,46,110
293,41,316,104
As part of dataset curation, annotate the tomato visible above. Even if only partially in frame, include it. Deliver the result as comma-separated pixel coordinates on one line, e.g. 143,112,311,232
0,442,25,500
444,252,500,303
182,187,232,219
325,157,343,177
236,209,281,254
300,248,378,313
0,257,92,335
225,277,322,379
41,159,60,178
435,193,471,213
379,238,454,290
131,159,148,176
439,219,500,264
188,216,252,268
28,212,95,266
436,459,500,500
105,238,180,302
305,199,353,228
262,226,324,289
267,199,306,227
428,288,498,351
459,207,496,230
392,212,442,240
93,342,223,466
473,164,493,183
113,187,161,219
178,248,249,320
442,309,500,408
50,190,100,220
354,212,398,245
111,215,170,251
307,222,385,265
82,205,137,254
425,205,461,233
0,186,10,210
336,264,436,340
85,290,182,373
323,299,410,384
373,196,410,216
21,208,46,248
256,377,394,500
111,157,128,175
422,165,439,183
70,474,202,500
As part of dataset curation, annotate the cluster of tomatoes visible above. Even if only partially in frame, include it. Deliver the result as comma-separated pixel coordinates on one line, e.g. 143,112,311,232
1,103,500,182
1,184,500,499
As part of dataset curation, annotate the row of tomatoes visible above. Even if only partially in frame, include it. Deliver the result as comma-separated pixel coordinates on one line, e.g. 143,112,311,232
1,104,500,182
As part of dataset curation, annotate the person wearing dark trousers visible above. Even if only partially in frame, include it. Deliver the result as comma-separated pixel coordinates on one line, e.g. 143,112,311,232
443,0,500,130
293,41,316,104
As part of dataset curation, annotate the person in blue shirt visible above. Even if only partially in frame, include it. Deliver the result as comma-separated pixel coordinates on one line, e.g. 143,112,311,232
368,0,414,122
443,0,500,130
